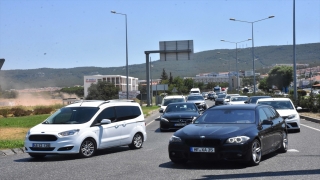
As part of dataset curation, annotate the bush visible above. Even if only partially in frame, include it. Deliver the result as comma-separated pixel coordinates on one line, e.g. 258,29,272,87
0,108,9,118
11,107,32,117
297,90,307,96
33,106,54,115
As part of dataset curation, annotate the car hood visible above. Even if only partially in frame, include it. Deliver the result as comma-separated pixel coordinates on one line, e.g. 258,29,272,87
276,109,299,116
29,123,85,134
162,111,199,119
175,124,255,138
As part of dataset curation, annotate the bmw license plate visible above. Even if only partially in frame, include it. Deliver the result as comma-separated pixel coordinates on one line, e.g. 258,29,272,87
174,123,185,126
32,143,50,148
190,147,215,153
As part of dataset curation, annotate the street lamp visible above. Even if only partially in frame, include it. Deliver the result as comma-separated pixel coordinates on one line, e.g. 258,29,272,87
221,39,251,92
230,16,274,94
111,10,129,99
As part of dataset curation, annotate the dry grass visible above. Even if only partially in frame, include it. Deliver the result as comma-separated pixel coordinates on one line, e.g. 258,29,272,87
0,127,29,140
299,112,320,119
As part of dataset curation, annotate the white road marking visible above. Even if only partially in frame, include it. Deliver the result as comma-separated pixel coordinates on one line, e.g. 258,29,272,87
287,149,299,152
300,124,320,132
146,120,155,127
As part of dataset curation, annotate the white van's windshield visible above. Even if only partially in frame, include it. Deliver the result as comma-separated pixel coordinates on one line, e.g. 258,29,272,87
43,107,99,124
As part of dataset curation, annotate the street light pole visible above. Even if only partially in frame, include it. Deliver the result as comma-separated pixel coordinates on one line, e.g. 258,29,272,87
221,39,251,93
111,10,129,99
230,16,274,94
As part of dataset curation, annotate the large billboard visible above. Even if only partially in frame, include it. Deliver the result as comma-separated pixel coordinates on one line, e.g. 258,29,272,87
159,40,193,61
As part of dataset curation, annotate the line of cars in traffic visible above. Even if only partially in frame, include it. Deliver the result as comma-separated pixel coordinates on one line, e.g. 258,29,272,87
158,92,301,166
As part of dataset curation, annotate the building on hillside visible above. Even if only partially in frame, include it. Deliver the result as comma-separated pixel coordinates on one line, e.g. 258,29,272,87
84,75,139,97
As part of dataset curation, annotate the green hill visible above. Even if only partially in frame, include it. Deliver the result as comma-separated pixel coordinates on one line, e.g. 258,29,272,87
0,43,319,90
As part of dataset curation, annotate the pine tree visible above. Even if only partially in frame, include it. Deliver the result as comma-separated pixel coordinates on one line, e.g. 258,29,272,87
160,68,168,83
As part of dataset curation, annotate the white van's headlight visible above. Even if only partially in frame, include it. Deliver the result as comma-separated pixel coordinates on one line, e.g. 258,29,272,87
58,129,80,137
287,114,296,119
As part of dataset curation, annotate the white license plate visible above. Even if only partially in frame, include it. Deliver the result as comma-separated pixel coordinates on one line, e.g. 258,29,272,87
32,143,50,148
174,123,185,126
190,147,215,153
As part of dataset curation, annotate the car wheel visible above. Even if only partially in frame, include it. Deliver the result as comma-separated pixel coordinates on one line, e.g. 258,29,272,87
170,157,188,164
278,132,288,153
79,138,96,158
128,133,143,149
28,153,46,158
248,139,261,166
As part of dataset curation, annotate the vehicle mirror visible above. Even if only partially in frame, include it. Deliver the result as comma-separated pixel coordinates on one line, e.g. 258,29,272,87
296,106,302,110
100,119,111,124
244,101,248,104
261,120,273,125
157,104,161,107
159,109,164,113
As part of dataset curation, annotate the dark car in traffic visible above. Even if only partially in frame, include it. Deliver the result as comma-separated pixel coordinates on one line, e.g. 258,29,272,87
168,104,288,166
245,96,271,104
159,102,201,132
214,94,227,105
207,93,215,101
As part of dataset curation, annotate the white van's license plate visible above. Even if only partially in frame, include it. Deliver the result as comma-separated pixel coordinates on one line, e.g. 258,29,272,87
190,147,215,153
33,143,50,148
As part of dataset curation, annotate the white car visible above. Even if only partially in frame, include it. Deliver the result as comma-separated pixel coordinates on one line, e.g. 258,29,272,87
256,98,301,132
24,100,147,158
223,94,240,104
226,96,249,105
158,95,186,113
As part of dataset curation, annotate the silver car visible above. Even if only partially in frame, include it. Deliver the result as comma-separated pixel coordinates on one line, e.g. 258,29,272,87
186,95,208,110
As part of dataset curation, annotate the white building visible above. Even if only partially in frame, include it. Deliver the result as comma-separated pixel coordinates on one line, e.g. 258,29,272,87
84,75,139,97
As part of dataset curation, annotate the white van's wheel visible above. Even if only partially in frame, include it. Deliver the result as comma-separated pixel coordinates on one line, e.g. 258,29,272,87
79,138,96,158
129,133,143,149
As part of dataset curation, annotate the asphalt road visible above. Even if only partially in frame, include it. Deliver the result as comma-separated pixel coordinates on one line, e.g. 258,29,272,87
1,100,320,180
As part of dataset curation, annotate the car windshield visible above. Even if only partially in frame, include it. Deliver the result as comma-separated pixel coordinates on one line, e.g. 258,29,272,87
187,96,204,100
162,98,185,106
194,109,255,124
42,107,99,124
165,104,197,112
231,97,248,101
257,101,294,110
218,94,226,98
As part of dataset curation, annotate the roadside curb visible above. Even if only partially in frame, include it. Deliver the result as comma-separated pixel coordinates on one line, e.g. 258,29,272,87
300,115,320,124
0,148,25,157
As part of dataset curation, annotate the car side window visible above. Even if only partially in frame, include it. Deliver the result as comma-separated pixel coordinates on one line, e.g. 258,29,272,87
268,107,279,118
115,106,141,121
262,107,274,120
258,108,268,124
95,107,116,123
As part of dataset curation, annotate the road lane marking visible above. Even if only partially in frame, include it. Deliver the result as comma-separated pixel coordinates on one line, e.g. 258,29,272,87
300,124,320,132
288,149,299,152
146,120,155,127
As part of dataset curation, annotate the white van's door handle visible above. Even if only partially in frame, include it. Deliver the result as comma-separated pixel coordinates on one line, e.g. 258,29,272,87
122,123,126,127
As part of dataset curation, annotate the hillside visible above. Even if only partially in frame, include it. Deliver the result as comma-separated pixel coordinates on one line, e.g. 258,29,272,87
0,43,319,90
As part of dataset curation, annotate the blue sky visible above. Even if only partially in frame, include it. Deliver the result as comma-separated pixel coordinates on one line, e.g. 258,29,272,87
0,0,319,70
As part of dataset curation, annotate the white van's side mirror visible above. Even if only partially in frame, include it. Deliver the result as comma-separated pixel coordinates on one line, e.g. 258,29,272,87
101,119,112,124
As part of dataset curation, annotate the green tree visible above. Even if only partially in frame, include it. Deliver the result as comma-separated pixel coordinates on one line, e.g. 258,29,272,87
206,82,216,90
266,66,293,90
169,72,173,85
258,78,270,91
184,78,194,91
160,68,168,83
86,81,119,100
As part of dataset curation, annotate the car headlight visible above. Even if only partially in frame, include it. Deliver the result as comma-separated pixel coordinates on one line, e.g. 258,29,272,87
287,114,296,119
25,130,31,138
58,129,80,137
169,135,182,143
226,136,250,144
161,117,169,122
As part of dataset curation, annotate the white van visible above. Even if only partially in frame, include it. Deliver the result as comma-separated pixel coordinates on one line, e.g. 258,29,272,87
24,100,147,158
190,88,201,95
